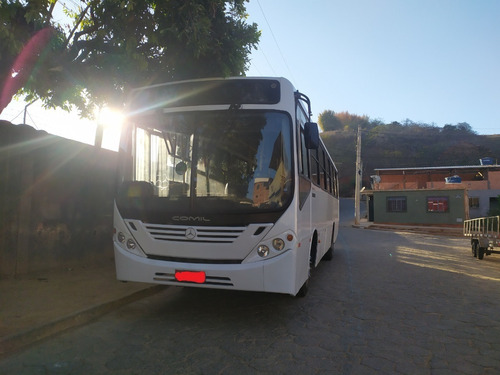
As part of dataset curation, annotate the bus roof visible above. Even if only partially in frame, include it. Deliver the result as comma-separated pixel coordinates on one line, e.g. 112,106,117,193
128,77,296,113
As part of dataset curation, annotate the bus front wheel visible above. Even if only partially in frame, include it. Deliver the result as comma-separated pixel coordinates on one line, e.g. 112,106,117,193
323,224,335,261
296,237,316,297
296,278,309,297
323,244,334,261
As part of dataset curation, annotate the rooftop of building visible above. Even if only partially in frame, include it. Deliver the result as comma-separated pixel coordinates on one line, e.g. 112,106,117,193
375,164,500,173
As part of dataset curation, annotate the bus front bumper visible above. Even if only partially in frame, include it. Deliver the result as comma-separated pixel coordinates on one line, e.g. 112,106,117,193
114,243,298,295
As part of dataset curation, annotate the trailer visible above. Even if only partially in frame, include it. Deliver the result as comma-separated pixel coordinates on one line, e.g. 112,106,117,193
464,216,500,259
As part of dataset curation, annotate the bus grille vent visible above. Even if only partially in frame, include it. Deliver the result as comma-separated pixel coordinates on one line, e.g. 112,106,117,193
143,224,246,244
154,272,233,286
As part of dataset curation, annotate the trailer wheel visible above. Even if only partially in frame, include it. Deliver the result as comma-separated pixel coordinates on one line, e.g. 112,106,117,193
472,241,478,258
478,247,485,260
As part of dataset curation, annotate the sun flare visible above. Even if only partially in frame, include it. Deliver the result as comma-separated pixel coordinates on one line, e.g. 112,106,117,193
97,107,125,151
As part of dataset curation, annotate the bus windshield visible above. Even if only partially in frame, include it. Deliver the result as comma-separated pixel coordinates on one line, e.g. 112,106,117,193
120,110,293,219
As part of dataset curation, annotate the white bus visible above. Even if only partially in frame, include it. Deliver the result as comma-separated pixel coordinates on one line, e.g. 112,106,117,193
113,77,339,296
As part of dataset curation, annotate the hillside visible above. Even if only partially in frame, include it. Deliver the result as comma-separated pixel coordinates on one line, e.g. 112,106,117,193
321,123,500,196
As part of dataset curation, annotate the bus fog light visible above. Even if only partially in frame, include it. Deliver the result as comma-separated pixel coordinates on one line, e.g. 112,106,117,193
272,238,285,251
257,245,269,257
126,239,137,250
117,232,126,243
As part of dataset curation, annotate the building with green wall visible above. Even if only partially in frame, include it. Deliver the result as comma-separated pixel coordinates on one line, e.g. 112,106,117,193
372,188,467,226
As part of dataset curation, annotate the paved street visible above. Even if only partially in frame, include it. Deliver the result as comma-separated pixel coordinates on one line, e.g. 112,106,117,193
1,200,500,374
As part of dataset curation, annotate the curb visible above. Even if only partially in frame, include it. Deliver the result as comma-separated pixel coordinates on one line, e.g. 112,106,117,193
0,285,166,358
353,224,463,237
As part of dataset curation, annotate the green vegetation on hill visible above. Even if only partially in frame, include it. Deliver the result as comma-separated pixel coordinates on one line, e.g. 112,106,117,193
319,111,500,196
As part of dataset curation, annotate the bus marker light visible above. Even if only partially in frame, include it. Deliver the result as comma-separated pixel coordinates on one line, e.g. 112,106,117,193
175,271,206,284
287,234,294,242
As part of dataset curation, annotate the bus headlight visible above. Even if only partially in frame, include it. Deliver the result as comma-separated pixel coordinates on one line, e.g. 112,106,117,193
257,245,270,257
272,238,285,251
126,239,137,250
243,231,296,264
117,232,126,243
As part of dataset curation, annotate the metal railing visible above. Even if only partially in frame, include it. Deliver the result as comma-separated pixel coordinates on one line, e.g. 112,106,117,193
464,216,500,238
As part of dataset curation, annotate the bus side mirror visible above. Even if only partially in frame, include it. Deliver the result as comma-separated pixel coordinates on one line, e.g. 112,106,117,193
304,122,320,149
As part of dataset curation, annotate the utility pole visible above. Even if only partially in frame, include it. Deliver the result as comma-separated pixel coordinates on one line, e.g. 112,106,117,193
23,99,36,125
354,125,362,225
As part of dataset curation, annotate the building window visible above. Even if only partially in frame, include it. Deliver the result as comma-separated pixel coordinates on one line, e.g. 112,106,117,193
387,196,407,212
427,196,449,212
469,197,480,209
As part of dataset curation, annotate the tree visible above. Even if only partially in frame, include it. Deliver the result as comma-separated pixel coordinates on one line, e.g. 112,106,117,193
442,122,476,135
0,0,260,117
335,111,371,131
318,109,342,131
0,1,57,113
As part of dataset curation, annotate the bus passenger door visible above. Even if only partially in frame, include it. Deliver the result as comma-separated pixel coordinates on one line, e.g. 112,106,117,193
296,126,313,286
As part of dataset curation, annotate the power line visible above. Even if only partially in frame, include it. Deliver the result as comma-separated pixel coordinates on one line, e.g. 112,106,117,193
257,48,276,76
7,109,25,123
25,111,39,129
255,0,295,82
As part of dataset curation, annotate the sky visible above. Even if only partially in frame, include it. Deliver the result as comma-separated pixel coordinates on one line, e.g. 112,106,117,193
1,0,499,147
245,0,500,134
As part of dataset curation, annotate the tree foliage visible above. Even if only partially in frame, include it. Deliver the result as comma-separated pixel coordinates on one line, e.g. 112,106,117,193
318,110,341,131
334,111,371,131
0,0,260,117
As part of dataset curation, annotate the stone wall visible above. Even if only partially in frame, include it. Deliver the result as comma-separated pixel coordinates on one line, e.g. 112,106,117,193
0,121,118,278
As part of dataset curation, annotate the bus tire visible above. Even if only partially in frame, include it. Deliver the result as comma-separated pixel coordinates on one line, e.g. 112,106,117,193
323,224,335,261
323,245,333,261
296,239,316,298
296,278,309,298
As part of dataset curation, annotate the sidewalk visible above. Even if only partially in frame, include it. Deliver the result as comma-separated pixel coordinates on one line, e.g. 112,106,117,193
0,260,165,358
353,219,464,237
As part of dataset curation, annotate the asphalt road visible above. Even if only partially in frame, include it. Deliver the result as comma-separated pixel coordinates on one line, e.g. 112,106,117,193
1,199,500,374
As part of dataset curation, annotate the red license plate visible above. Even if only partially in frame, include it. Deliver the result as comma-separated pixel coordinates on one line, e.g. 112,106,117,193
175,271,206,284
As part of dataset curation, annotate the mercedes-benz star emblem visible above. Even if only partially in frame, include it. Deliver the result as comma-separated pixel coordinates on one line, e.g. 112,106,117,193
185,227,197,240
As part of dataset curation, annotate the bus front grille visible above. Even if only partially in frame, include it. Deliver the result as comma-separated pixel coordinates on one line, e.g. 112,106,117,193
143,224,246,244
147,255,242,264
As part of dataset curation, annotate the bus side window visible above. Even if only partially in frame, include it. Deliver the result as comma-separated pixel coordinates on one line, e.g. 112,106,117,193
334,169,339,197
300,128,310,178
320,148,327,190
310,148,320,186
327,160,333,194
